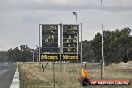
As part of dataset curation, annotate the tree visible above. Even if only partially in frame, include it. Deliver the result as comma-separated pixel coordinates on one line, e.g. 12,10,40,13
20,45,32,62
90,27,132,65
0,51,9,62
81,40,94,62
91,32,102,62
7,45,33,62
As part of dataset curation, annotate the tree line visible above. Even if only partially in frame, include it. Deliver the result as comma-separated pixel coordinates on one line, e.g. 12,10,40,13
0,45,38,62
0,27,132,64
81,27,132,65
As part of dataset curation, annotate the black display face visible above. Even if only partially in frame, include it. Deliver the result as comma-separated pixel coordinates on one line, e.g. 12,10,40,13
42,25,58,53
63,25,79,54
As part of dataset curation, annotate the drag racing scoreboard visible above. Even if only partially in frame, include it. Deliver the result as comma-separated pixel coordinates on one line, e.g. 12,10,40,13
40,24,80,61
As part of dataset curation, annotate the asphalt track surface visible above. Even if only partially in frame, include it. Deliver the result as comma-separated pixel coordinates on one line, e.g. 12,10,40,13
0,63,16,88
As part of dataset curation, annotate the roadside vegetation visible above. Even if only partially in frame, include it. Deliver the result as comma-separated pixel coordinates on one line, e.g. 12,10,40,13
18,62,132,88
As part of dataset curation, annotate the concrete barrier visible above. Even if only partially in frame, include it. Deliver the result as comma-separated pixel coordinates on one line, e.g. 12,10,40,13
10,67,19,88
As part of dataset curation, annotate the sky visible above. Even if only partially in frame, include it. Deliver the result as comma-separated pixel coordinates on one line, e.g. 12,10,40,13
0,0,132,51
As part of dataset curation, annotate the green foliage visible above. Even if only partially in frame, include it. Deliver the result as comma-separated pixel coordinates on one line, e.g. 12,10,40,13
82,27,132,64
7,45,35,62
0,51,9,62
91,33,102,62
81,40,94,62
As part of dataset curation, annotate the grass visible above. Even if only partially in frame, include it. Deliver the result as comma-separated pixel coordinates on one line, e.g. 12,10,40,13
17,62,132,88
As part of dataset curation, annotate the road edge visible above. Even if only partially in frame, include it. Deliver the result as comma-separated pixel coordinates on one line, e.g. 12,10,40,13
10,65,20,88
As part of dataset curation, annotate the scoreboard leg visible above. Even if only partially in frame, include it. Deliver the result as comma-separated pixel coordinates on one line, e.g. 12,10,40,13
53,60,55,88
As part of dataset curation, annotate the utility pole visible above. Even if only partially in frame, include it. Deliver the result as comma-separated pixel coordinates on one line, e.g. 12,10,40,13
60,23,63,72
101,0,105,79
39,24,41,68
72,12,79,63
31,50,35,62
81,22,83,65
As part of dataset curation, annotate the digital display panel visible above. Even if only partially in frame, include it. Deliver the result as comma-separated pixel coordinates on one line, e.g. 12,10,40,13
63,25,79,54
42,25,58,53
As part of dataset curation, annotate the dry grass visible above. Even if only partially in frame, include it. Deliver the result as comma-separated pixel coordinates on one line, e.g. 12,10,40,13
17,61,132,88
